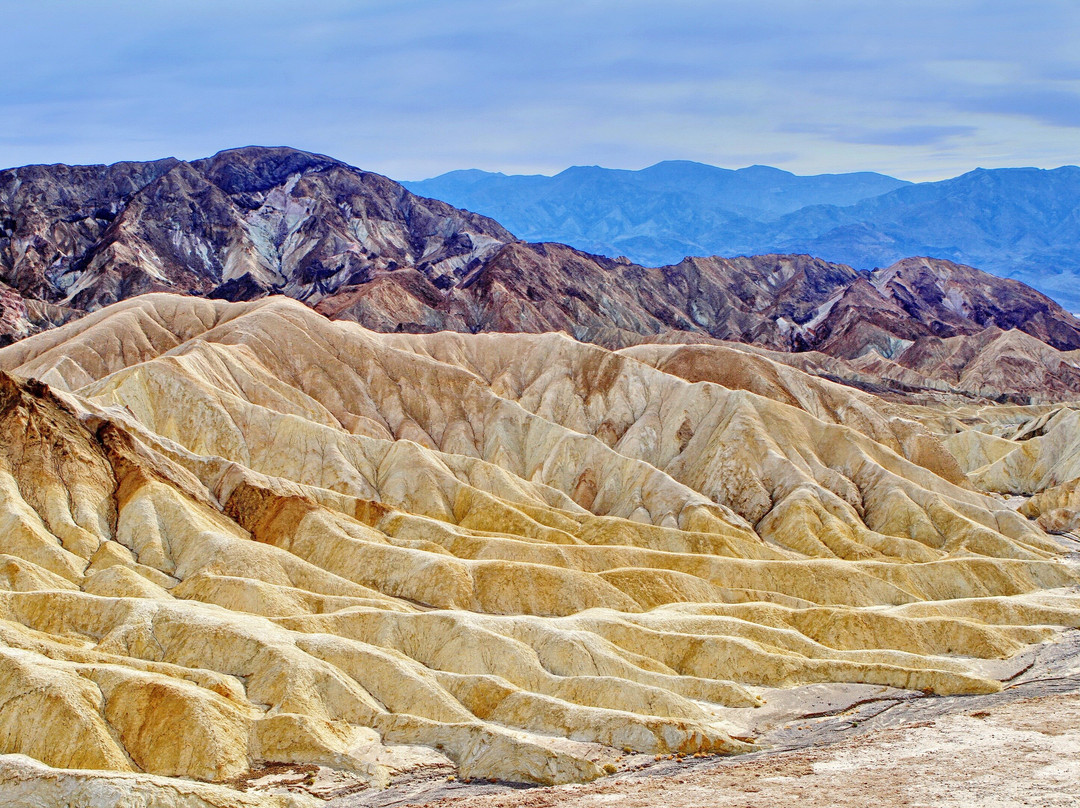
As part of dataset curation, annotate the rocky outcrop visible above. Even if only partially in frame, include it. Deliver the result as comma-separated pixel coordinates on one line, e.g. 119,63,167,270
0,281,78,346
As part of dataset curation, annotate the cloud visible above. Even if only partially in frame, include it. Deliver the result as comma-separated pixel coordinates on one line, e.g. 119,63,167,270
0,0,1077,178
956,89,1080,128
781,123,978,148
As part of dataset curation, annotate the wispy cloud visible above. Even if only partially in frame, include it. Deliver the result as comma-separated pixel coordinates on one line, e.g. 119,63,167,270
780,123,978,148
954,89,1080,128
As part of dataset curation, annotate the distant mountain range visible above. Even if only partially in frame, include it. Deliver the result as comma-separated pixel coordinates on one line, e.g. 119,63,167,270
404,162,1080,311
6,146,1080,403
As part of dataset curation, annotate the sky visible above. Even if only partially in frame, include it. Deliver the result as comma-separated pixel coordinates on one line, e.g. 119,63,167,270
1,0,1078,181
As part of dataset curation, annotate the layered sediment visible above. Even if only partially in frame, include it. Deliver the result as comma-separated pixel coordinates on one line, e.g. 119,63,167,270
0,294,1076,805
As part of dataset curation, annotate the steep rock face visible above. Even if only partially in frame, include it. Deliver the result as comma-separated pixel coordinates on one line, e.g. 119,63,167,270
894,328,1080,402
0,294,1077,804
808,258,1080,358
317,246,863,348
0,282,78,346
868,258,1080,349
0,158,179,302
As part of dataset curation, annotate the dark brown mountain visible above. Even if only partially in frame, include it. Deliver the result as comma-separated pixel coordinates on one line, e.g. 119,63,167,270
0,281,79,347
314,245,864,348
1,146,513,315
811,258,1080,359
4,146,1080,401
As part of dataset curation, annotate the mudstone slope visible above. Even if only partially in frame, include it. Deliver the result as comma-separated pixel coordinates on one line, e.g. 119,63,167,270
0,294,1077,806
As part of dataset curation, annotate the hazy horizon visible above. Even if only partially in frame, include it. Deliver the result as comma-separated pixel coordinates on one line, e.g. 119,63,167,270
402,159,1080,184
5,144,1079,187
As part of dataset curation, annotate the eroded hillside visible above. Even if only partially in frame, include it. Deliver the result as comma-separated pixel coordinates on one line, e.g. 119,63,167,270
0,294,1077,806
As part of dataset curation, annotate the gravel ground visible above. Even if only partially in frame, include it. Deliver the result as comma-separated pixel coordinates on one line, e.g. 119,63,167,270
400,693,1080,808
326,629,1080,808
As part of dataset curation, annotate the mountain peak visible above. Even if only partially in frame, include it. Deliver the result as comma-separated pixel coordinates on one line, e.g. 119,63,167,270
738,164,796,176
191,145,346,194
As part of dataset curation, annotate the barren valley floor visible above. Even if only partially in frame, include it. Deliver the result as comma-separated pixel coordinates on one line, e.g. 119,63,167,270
341,621,1080,808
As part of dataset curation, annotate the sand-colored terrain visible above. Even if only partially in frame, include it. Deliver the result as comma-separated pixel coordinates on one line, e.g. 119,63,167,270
383,691,1080,808
330,629,1080,807
0,293,1078,806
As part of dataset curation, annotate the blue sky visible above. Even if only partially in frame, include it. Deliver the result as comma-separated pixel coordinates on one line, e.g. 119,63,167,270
2,0,1078,180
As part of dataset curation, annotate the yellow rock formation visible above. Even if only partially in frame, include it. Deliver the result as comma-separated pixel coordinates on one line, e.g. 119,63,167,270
0,294,1077,805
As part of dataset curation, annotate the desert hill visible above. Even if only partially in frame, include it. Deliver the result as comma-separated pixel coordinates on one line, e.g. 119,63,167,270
0,293,1078,805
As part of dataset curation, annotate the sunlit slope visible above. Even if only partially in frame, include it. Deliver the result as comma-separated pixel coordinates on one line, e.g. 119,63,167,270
941,402,1080,533
0,293,1077,796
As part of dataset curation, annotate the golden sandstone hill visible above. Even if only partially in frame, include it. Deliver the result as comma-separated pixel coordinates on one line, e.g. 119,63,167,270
0,293,1078,806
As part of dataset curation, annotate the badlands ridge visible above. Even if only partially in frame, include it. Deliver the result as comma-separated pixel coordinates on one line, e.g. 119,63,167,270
0,293,1078,805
